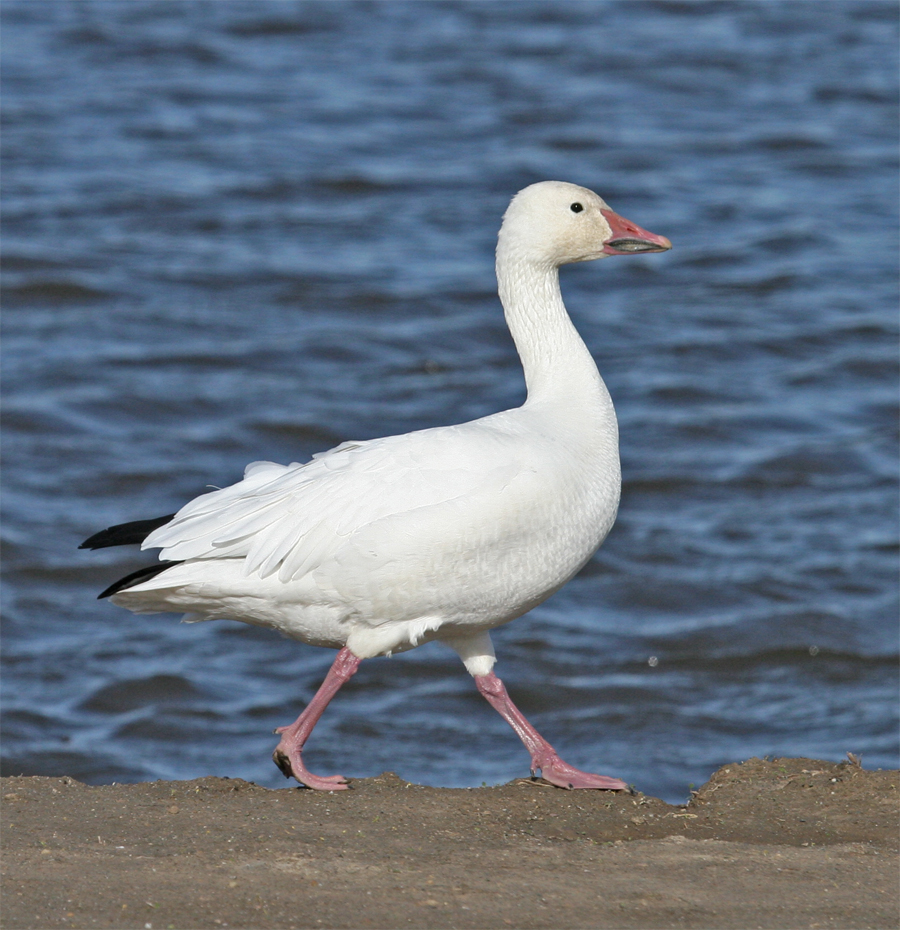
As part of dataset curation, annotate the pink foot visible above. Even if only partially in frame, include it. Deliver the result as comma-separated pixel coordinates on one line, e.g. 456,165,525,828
272,739,350,791
475,670,628,791
531,749,629,790
272,647,361,791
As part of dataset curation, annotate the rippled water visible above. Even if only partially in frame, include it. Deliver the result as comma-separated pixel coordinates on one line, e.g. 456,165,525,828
2,1,897,802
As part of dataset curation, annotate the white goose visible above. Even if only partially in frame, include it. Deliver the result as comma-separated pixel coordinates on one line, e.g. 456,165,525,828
82,181,670,791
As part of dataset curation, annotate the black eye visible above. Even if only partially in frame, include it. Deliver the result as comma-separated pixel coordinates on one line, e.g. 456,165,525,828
570,202,584,213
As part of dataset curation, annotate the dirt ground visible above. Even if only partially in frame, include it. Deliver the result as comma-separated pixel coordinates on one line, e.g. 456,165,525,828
2,756,897,930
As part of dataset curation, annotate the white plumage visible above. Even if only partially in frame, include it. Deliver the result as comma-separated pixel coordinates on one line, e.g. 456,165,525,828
91,180,671,790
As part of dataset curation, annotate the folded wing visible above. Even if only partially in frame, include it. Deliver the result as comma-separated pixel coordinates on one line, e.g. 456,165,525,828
142,419,529,586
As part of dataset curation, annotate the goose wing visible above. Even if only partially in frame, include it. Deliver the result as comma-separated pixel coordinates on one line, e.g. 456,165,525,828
142,419,529,585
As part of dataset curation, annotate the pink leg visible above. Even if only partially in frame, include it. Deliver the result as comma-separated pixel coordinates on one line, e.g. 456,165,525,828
474,671,628,790
272,647,361,791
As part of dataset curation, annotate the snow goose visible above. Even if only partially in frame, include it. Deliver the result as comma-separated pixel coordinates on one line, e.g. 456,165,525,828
81,181,671,790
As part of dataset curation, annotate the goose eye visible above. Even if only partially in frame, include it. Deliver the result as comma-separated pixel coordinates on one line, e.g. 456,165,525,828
570,203,584,213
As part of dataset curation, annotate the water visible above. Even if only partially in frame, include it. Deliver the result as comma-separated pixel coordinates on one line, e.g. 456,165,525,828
2,0,897,803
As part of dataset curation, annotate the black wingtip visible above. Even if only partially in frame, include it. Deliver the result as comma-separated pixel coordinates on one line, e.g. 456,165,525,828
80,514,178,551
98,560,183,599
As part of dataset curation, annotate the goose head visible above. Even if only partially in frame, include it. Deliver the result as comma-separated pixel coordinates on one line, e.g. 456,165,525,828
498,180,671,267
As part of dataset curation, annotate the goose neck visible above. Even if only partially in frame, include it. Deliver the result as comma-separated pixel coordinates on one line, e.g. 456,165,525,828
496,252,604,405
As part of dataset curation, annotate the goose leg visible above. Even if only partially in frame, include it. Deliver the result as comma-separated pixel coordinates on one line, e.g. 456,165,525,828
474,670,628,790
272,646,361,790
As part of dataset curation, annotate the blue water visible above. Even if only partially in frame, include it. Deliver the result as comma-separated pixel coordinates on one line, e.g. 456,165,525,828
2,0,897,803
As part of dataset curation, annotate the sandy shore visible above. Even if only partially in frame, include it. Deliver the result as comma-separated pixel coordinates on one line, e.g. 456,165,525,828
2,756,897,929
